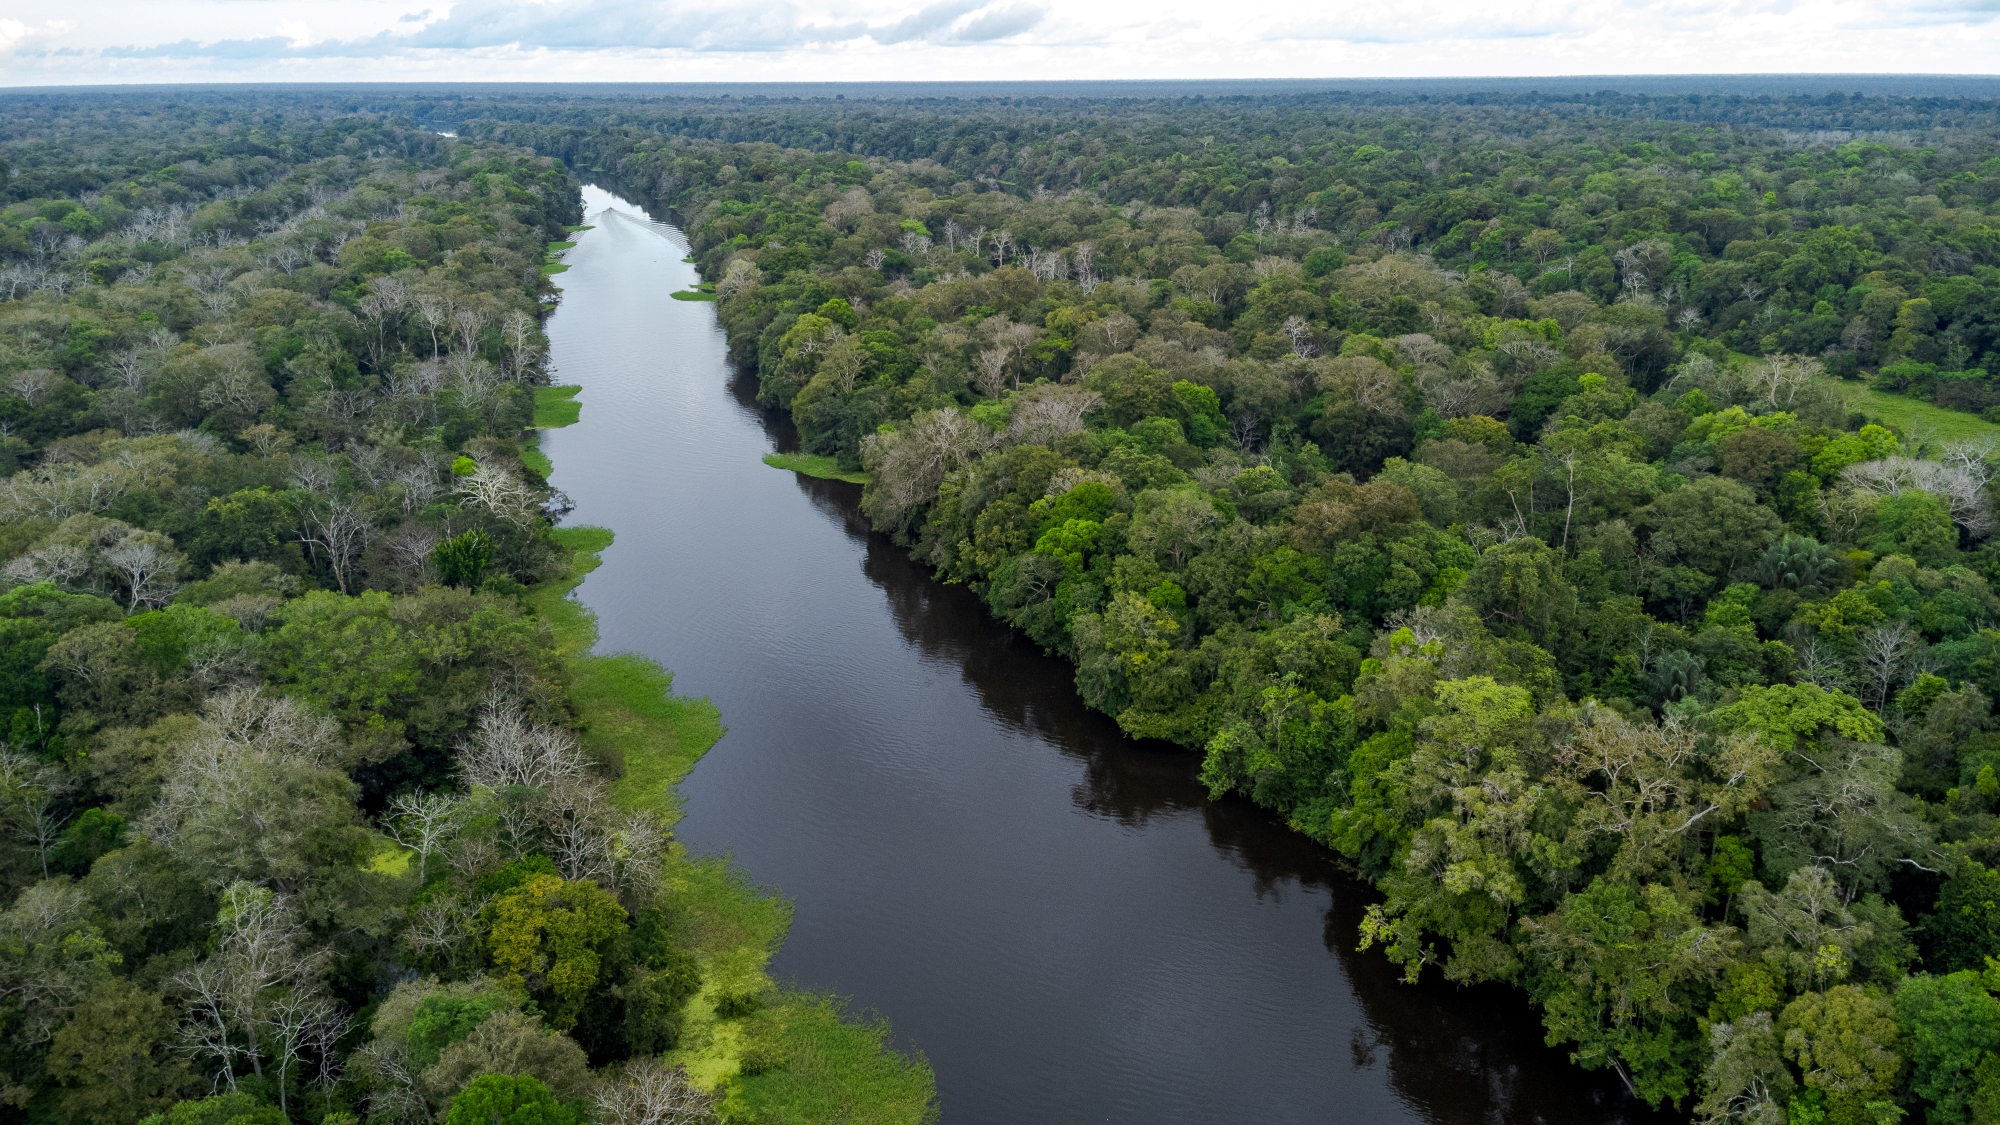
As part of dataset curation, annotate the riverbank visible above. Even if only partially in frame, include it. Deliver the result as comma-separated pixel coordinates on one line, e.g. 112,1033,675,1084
763,451,869,484
525,366,936,1123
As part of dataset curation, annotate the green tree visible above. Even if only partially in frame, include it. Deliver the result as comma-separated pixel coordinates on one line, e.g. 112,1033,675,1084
137,1092,286,1125
1360,676,1550,985
1633,475,1784,584
1779,985,1904,1125
1696,1011,1794,1125
1874,491,1958,567
434,529,496,588
1897,972,2000,1125
442,1073,582,1125
486,873,628,1030
1084,354,1177,428
1922,862,2000,973
1520,879,1733,1108
1455,537,1577,647
48,978,192,1124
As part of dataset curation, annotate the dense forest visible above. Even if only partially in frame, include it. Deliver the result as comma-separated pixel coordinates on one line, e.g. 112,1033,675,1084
436,85,2000,1123
14,82,2000,1125
0,95,937,1124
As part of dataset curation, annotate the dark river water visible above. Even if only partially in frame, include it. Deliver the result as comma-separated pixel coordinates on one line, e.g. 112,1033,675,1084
541,186,1672,1125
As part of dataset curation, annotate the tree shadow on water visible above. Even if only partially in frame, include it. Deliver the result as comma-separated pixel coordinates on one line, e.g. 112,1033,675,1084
769,411,1677,1125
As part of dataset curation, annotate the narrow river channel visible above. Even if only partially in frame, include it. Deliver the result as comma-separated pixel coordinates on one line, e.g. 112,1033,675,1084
540,185,1669,1125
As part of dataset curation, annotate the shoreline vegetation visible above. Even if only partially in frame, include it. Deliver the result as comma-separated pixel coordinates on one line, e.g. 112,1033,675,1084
447,84,2000,1121
761,452,868,484
0,93,933,1125
529,402,935,1124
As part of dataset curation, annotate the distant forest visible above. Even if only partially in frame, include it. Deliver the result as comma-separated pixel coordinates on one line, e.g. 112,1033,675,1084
8,80,2000,1125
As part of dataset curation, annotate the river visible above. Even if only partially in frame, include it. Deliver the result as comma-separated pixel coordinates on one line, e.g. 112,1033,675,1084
540,185,1669,1125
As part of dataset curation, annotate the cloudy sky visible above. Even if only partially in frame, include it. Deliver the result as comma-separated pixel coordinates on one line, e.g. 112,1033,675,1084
3,0,1997,85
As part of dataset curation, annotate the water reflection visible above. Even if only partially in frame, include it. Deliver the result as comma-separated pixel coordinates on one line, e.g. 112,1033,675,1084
557,186,1675,1125
837,490,1673,1125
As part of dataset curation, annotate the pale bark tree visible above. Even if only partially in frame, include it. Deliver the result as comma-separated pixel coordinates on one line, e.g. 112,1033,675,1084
413,292,450,358
1855,621,1918,712
105,538,181,608
385,790,462,883
595,1057,719,1125
452,307,485,356
0,750,72,879
183,264,237,318
297,499,374,595
1282,315,1318,358
860,408,999,530
1744,354,1822,410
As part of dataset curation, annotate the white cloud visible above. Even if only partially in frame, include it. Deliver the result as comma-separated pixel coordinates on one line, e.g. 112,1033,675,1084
4,0,1998,82
1,17,75,54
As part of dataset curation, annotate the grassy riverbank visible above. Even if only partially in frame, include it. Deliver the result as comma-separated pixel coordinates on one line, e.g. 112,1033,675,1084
527,404,935,1123
763,451,868,484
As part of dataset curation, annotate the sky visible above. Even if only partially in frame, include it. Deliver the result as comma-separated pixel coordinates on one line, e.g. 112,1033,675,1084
2,0,1998,86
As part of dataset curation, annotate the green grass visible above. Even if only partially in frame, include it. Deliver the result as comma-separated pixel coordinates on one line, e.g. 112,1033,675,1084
521,435,553,481
671,290,718,301
763,452,868,485
526,519,936,1123
543,239,578,277
534,384,583,429
1823,378,2000,445
719,994,941,1124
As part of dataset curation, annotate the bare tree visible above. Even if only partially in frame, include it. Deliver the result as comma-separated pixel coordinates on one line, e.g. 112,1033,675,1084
298,499,375,594
1792,635,1854,693
1612,238,1673,298
401,892,480,975
9,368,64,407
108,348,151,392
1007,384,1102,446
457,462,540,526
413,292,450,358
170,882,337,1093
1281,315,1318,358
595,1057,719,1125
859,408,1000,530
173,959,247,1091
183,264,238,318
978,317,1039,392
1855,621,1918,711
1744,354,1822,411
0,751,73,879
501,308,537,380
460,706,590,792
105,538,181,608
452,307,485,356
385,790,462,883
1071,242,1099,293
715,259,758,299
972,349,1011,398
1842,456,1994,538
268,992,350,1119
